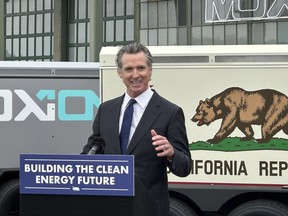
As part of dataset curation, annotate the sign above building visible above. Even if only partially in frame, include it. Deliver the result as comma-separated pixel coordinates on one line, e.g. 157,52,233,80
205,0,288,23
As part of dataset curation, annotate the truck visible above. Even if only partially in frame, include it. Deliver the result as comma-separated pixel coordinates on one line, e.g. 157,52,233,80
0,61,100,215
99,44,288,216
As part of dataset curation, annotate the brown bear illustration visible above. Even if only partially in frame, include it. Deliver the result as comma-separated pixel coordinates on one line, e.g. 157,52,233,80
191,87,288,144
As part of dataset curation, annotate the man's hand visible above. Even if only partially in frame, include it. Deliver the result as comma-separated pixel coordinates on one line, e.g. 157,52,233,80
151,129,175,159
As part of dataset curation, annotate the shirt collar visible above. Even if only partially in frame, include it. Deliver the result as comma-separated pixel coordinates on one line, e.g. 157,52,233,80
123,87,154,109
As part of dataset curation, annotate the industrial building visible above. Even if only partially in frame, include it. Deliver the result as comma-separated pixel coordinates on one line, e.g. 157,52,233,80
0,0,287,62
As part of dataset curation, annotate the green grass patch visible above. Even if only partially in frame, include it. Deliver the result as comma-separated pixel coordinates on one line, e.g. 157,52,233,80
189,137,288,151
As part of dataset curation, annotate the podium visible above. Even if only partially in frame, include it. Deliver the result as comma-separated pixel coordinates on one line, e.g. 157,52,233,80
20,154,158,216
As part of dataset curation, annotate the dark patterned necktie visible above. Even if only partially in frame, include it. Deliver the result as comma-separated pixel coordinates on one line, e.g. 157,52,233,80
120,99,136,154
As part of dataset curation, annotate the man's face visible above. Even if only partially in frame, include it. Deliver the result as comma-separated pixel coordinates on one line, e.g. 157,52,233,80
118,51,152,98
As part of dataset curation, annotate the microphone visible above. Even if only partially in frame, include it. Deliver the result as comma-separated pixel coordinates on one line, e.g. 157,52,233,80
87,146,99,155
87,136,105,155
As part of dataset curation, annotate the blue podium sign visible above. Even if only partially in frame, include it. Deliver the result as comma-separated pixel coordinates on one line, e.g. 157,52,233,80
20,154,134,196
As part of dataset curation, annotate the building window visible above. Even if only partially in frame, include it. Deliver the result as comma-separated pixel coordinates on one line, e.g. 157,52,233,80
139,0,187,46
68,0,90,62
103,0,135,46
278,21,288,44
191,0,248,45
191,0,288,45
5,0,54,61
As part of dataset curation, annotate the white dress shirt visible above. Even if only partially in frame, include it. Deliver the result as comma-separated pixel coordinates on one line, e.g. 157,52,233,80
119,87,154,147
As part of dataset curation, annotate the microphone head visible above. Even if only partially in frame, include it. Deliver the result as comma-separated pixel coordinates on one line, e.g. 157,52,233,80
91,136,105,153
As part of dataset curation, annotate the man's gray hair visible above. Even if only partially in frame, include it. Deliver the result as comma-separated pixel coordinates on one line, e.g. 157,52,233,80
115,42,153,69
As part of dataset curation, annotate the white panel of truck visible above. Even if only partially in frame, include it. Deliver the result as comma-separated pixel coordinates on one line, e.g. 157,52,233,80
100,45,288,185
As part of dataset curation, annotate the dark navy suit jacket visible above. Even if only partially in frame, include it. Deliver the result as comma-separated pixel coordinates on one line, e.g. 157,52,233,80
82,90,191,215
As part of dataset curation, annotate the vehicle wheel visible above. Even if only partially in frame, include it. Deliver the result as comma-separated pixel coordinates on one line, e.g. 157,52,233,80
0,179,20,216
227,199,288,216
170,197,199,216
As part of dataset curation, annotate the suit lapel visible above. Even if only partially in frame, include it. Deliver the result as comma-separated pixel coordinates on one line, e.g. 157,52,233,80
126,93,161,154
106,96,124,154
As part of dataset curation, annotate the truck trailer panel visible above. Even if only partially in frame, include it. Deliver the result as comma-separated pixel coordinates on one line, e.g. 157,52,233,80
100,45,288,216
0,61,100,215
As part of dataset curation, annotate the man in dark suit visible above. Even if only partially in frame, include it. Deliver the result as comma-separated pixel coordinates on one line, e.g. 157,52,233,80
82,42,191,216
